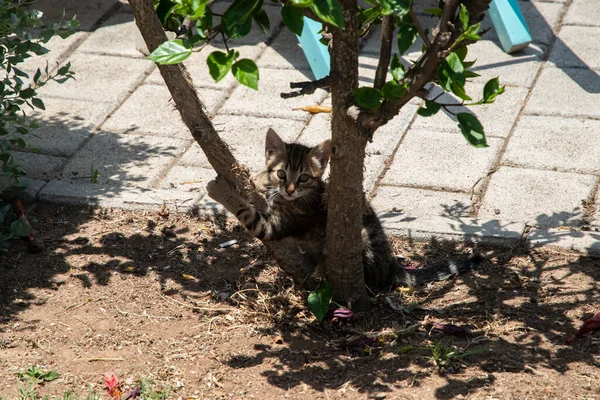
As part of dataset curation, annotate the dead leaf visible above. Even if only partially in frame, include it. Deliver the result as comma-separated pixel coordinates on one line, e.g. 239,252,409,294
566,311,600,344
292,105,332,114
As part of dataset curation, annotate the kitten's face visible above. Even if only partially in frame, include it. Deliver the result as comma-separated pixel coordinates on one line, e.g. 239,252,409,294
264,129,330,201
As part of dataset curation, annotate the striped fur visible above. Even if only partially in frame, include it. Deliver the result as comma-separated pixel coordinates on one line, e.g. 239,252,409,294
207,129,479,290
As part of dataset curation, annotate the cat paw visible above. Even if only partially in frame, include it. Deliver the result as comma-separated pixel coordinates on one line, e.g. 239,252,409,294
206,176,234,203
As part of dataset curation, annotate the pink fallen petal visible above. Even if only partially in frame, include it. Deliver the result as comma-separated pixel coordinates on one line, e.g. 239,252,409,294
567,312,600,344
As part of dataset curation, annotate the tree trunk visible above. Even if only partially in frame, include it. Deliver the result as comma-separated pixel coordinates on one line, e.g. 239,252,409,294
325,0,369,306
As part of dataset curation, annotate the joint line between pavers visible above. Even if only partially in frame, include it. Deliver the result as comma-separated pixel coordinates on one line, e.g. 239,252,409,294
469,0,574,218
500,161,600,177
521,111,600,122
377,182,472,195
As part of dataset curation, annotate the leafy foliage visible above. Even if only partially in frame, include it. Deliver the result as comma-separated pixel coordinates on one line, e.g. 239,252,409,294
308,281,333,320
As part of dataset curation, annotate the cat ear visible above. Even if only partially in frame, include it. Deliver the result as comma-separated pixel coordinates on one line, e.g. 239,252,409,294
309,140,331,170
265,128,285,160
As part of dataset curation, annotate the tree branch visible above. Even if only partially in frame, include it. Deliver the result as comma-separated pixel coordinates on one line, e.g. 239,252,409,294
280,74,339,99
409,9,431,48
349,0,492,132
373,16,393,90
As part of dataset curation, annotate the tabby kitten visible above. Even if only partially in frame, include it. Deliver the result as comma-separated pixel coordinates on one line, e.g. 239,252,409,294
207,128,478,290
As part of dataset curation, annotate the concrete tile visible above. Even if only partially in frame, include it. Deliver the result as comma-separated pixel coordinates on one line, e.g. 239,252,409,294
0,178,47,200
378,213,525,245
381,130,503,192
548,26,600,70
36,52,154,103
528,228,600,254
39,180,201,210
257,28,312,72
564,0,600,26
364,154,386,194
467,40,546,88
20,32,87,76
33,0,119,31
179,115,305,173
158,166,216,193
146,44,264,89
371,186,472,218
300,105,417,156
61,131,188,187
219,68,328,120
503,115,600,174
525,67,600,119
411,84,528,138
478,166,596,227
78,13,142,58
11,152,67,181
102,84,226,138
26,97,109,157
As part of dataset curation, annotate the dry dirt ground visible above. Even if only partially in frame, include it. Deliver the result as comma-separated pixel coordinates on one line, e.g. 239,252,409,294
1,203,600,399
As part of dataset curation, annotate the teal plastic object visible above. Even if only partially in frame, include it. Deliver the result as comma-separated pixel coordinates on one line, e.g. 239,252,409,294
296,17,331,79
489,0,532,53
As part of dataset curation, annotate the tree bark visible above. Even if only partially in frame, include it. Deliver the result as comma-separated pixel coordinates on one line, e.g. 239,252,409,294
325,0,369,306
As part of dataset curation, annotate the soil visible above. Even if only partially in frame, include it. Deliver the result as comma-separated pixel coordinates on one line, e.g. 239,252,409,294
1,202,600,400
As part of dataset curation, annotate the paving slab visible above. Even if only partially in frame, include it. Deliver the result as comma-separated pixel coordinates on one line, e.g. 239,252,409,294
158,166,216,194
179,115,305,173
548,26,600,70
299,105,418,156
20,32,88,76
11,152,67,182
377,214,526,245
371,186,473,218
36,52,154,103
467,41,546,88
564,0,600,26
527,228,600,254
78,13,143,58
59,131,188,187
26,97,109,157
503,115,600,174
219,68,329,120
39,180,201,210
33,0,119,31
381,129,503,192
478,166,597,227
257,28,312,72
525,67,600,119
102,84,227,138
411,84,528,138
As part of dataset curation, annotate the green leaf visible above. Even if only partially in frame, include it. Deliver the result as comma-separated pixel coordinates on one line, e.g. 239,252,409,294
424,7,443,16
156,0,177,24
182,0,206,20
232,59,259,90
289,0,314,6
457,113,488,148
397,19,418,55
310,0,345,28
381,0,411,16
462,23,481,41
10,219,30,238
207,50,236,82
19,88,35,99
417,100,441,117
353,87,383,109
253,9,270,35
222,0,262,36
459,4,469,31
455,46,467,62
381,80,406,101
40,371,60,382
451,81,471,101
438,52,465,91
465,70,480,78
147,39,192,65
390,53,405,81
482,77,504,103
199,8,213,30
307,281,333,321
228,17,253,39
282,5,305,36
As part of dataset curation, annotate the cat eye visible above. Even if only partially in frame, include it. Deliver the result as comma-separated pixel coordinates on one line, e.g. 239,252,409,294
298,174,310,183
276,170,286,180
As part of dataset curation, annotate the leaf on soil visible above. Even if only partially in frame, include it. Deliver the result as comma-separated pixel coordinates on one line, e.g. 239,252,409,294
292,105,332,113
103,372,122,399
566,311,600,344
430,322,472,338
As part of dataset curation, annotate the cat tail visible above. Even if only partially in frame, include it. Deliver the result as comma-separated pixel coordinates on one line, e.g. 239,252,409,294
395,254,483,287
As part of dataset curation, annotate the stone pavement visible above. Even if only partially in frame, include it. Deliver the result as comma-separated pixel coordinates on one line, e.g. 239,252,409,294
12,0,600,252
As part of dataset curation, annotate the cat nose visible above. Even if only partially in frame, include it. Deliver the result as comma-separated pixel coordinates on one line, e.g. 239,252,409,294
286,184,295,195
